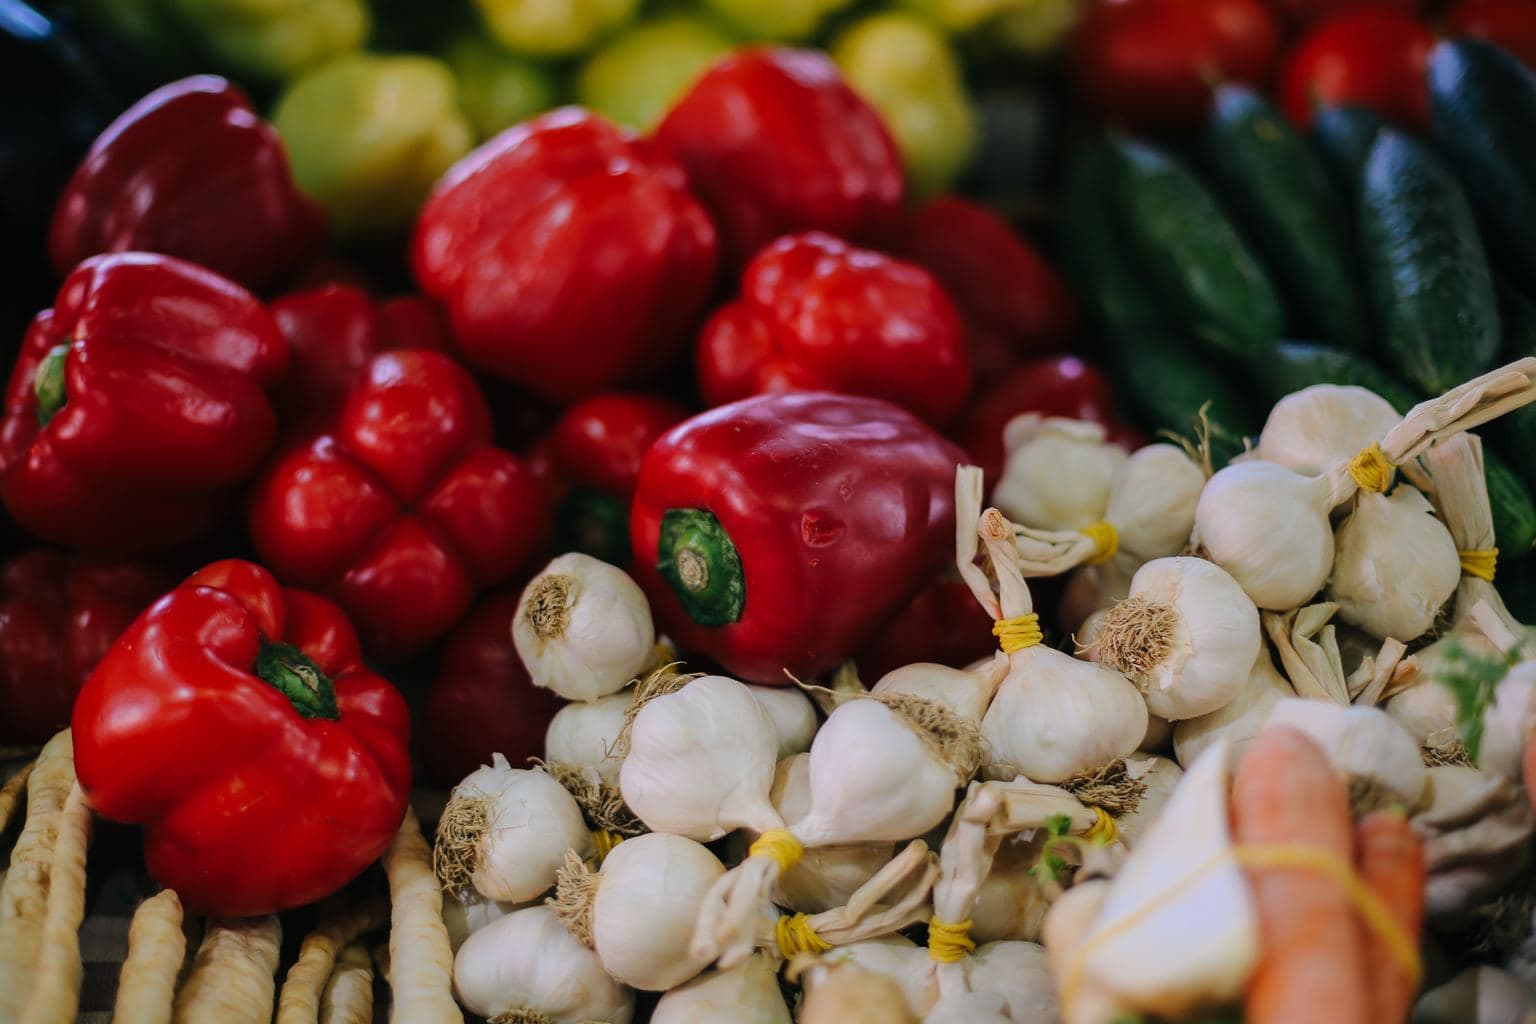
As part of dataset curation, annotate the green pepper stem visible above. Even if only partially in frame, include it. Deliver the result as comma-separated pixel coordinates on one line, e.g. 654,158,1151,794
256,641,341,721
656,508,745,627
33,344,69,427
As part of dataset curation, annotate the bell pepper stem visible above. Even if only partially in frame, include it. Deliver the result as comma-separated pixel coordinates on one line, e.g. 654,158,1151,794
656,508,745,627
256,641,341,720
33,344,69,426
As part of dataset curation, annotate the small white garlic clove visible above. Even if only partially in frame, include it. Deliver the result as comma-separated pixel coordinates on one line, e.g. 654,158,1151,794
1257,385,1400,477
993,416,1127,532
870,654,1007,723
441,888,524,952
1102,443,1205,564
965,940,1059,1024
544,688,636,786
1327,486,1460,642
651,954,791,1024
1173,648,1294,769
1194,460,1335,611
513,553,656,702
800,937,936,1018
747,684,819,759
453,905,634,1024
592,833,726,991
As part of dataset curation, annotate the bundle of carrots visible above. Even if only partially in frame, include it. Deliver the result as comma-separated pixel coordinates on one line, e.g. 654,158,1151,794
1233,726,1427,1024
0,732,462,1024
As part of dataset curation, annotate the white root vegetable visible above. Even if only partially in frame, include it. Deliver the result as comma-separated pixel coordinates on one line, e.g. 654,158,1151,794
384,809,461,1024
1327,484,1459,641
0,730,73,1022
513,553,655,701
544,689,635,786
992,416,1127,532
276,900,388,1024
171,916,282,1024
0,764,30,836
452,905,634,1024
650,953,791,1024
111,890,185,1024
1173,647,1293,769
19,783,92,1024
318,944,373,1024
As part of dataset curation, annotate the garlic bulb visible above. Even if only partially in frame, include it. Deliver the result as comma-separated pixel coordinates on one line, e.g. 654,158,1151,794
971,835,1051,944
870,655,1009,723
1478,660,1536,780
1327,485,1459,641
545,689,636,786
619,673,783,841
924,991,1013,1024
802,938,936,1017
651,954,791,1024
1415,765,1534,920
993,416,1127,531
513,552,655,701
556,833,725,991
1091,557,1260,721
748,684,818,759
434,755,593,903
1263,698,1427,810
798,956,924,1024
1193,460,1337,611
441,889,523,952
1043,879,1133,1024
453,905,634,1024
1256,384,1400,476
965,941,1058,1023
1113,754,1183,848
1173,648,1293,768
1101,443,1206,564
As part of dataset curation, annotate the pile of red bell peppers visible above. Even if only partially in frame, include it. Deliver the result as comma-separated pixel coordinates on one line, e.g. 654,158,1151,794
0,48,1133,917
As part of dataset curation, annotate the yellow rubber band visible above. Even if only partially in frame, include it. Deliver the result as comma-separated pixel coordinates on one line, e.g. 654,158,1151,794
927,916,976,963
1347,443,1395,493
1080,521,1120,566
1061,842,1421,1009
1458,547,1498,582
993,613,1042,655
1084,806,1118,846
749,829,805,873
591,830,624,863
775,913,831,959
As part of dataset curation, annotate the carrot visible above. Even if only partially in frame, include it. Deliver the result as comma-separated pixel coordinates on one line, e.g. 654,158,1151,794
1232,725,1369,1024
0,763,32,837
0,730,74,1024
19,784,93,1024
382,809,460,1023
1356,811,1425,1024
319,944,374,1024
276,900,387,1024
111,890,186,1024
171,916,281,1024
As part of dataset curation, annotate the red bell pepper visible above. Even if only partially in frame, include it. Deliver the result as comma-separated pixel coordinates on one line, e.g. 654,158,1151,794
48,75,325,292
413,108,718,402
528,393,689,565
877,197,1078,380
418,588,566,787
655,48,906,267
0,549,170,746
249,349,549,659
0,253,287,553
270,283,451,425
630,392,965,685
854,572,996,684
72,559,411,917
696,232,971,426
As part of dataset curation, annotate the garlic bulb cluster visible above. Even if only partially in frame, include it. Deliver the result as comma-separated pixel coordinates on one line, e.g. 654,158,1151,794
1327,484,1460,641
1256,384,1400,476
453,905,635,1024
1091,557,1260,721
993,416,1127,531
1173,647,1293,768
514,552,655,701
434,754,593,903
545,688,636,785
651,954,791,1024
1263,698,1428,810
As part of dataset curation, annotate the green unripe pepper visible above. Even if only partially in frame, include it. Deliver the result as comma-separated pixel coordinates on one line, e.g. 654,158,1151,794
699,0,852,42
443,35,557,140
167,0,368,81
576,15,735,131
273,54,474,238
470,0,639,57
832,13,977,197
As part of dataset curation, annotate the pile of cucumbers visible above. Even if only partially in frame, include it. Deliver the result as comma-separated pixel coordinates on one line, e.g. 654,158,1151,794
1065,37,1536,610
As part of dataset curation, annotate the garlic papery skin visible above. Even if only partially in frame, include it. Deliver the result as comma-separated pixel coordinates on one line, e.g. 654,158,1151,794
1092,557,1260,721
993,416,1127,531
966,941,1059,1023
1326,485,1459,641
452,905,635,1024
585,833,726,990
1257,385,1400,477
1173,648,1294,769
545,688,636,786
434,754,593,903
442,889,523,952
1193,460,1335,611
747,684,818,759
1114,754,1184,849
651,954,791,1024
1263,698,1428,810
1414,765,1534,920
1102,444,1206,564
870,654,1008,723
1478,660,1536,780
514,552,655,701
802,938,937,1017
925,991,1013,1024
619,674,783,841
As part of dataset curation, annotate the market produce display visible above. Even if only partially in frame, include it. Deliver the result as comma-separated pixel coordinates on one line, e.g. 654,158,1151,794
8,0,1536,1021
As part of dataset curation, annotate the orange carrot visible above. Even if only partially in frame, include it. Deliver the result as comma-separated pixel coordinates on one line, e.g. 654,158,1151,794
1232,725,1369,1024
1356,810,1424,1024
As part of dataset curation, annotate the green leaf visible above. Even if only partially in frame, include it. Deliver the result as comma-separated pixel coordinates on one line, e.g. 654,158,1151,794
1440,639,1519,760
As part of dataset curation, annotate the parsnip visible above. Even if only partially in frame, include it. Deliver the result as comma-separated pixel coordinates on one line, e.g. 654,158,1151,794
383,809,460,1023
319,944,374,1024
19,784,93,1024
0,731,74,1023
277,900,387,1024
171,916,281,1024
112,890,186,1024
0,763,32,836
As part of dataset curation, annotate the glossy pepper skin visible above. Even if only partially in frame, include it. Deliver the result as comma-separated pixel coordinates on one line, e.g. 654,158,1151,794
249,349,548,659
0,549,170,746
0,253,287,553
72,559,411,917
528,393,688,565
655,48,905,267
49,76,325,292
414,107,718,402
697,232,970,426
855,572,995,683
418,588,565,786
630,392,965,685
270,283,450,425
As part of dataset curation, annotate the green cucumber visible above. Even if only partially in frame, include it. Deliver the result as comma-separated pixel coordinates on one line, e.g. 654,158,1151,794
1106,328,1256,467
1485,447,1536,558
1109,136,1283,360
1309,105,1387,195
1257,341,1418,412
1203,86,1370,351
1428,39,1536,293
1497,550,1536,622
1062,141,1164,336
1358,130,1501,395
